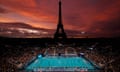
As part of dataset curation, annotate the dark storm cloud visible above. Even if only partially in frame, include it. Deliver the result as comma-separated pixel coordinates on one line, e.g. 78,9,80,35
89,15,120,37
0,6,7,13
103,18,120,31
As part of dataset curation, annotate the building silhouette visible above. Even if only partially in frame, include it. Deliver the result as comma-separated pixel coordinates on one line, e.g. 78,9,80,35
54,0,67,40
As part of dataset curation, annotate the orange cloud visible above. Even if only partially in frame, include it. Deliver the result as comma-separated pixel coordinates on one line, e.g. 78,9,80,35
0,0,58,29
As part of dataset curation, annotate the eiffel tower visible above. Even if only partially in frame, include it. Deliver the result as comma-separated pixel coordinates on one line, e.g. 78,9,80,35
54,0,67,39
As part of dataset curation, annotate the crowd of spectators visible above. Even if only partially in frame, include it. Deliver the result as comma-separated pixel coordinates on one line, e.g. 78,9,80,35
75,42,119,72
0,40,119,72
0,45,45,72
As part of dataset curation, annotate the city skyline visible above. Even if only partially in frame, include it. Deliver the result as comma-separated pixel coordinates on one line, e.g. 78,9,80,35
0,0,120,38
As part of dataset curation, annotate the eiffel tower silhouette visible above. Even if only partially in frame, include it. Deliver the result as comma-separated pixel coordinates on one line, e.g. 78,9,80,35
54,0,67,39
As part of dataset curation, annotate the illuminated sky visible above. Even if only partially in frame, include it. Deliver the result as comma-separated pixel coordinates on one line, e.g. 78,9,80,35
0,0,120,37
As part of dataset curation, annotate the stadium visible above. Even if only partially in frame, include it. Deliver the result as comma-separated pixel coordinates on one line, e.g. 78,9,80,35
0,0,120,72
0,38,119,72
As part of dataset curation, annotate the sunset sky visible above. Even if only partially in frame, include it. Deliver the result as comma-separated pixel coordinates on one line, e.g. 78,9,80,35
0,0,120,37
